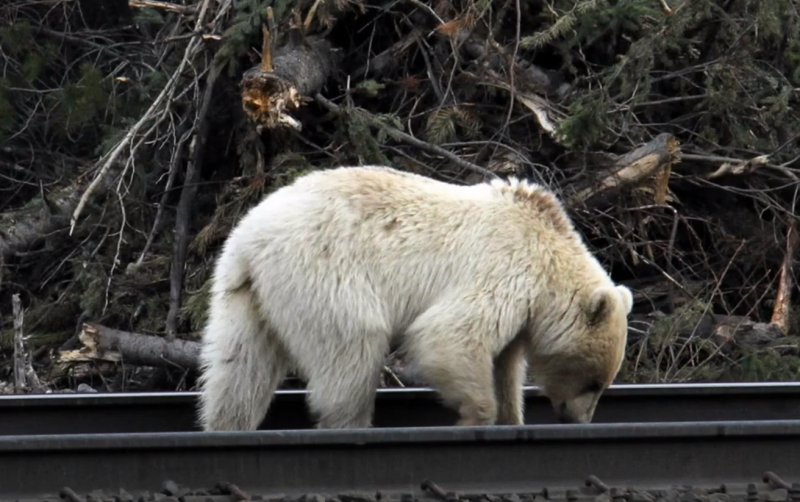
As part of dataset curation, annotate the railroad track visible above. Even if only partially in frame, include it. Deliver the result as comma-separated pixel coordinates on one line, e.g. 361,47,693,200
2,383,800,501
2,382,800,435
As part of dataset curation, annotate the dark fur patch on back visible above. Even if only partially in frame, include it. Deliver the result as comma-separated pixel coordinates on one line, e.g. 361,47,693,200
495,178,574,235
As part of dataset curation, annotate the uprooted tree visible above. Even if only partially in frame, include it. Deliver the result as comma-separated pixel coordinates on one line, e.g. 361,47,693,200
1,0,799,393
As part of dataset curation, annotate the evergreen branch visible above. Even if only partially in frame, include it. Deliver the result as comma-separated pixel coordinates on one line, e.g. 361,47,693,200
314,94,497,180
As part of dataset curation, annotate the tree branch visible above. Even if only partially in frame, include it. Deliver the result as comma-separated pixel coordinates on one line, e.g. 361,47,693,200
314,93,497,180
69,0,216,235
165,63,218,337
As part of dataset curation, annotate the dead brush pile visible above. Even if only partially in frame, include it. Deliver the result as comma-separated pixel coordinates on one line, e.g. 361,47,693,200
0,0,799,393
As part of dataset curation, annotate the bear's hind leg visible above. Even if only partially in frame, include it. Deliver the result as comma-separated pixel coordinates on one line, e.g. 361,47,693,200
493,335,527,425
302,332,388,429
198,290,289,431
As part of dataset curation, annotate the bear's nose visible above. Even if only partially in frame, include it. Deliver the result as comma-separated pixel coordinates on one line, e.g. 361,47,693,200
556,403,581,424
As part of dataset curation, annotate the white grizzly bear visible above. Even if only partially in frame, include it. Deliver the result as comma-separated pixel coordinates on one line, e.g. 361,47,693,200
197,165,633,431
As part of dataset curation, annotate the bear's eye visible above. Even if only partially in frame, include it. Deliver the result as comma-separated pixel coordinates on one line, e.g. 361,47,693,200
580,378,603,395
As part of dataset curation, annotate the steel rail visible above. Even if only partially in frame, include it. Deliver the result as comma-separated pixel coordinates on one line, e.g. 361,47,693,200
1,420,800,498
1,382,800,435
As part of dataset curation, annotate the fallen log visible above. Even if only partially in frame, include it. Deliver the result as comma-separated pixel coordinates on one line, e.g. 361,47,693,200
0,171,117,260
241,19,341,130
59,323,201,371
58,323,424,387
566,133,681,206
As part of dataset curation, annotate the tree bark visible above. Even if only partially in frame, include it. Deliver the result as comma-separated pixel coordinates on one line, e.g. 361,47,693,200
59,323,201,371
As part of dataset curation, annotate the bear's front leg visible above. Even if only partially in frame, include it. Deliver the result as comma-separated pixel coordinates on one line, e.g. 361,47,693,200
407,337,498,426
493,335,527,425
430,358,498,426
403,299,518,426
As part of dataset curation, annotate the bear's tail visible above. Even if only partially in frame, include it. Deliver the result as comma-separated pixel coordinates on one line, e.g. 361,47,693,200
196,246,288,432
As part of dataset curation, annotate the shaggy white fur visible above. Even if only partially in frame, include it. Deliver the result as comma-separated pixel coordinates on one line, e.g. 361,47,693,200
197,166,633,431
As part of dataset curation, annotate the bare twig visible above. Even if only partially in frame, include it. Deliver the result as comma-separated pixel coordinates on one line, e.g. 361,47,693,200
704,154,770,179
69,0,216,235
133,123,194,267
303,0,325,32
382,365,406,387
503,0,523,132
682,153,797,181
166,63,219,337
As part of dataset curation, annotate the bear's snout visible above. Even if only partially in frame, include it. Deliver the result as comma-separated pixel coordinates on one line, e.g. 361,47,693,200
554,393,599,424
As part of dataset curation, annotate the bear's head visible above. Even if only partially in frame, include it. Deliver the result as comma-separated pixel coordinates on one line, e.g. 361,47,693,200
530,284,633,424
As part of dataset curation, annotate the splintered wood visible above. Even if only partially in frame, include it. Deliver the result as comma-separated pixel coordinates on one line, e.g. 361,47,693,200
12,294,45,393
567,133,681,206
59,323,201,371
770,221,797,335
241,24,340,131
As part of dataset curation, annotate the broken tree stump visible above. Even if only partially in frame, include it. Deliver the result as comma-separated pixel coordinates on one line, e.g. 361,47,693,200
241,24,341,130
11,294,45,393
567,133,681,206
770,220,797,335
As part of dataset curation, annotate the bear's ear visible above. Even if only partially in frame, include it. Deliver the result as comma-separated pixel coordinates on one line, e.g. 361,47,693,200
585,287,615,326
615,285,634,314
